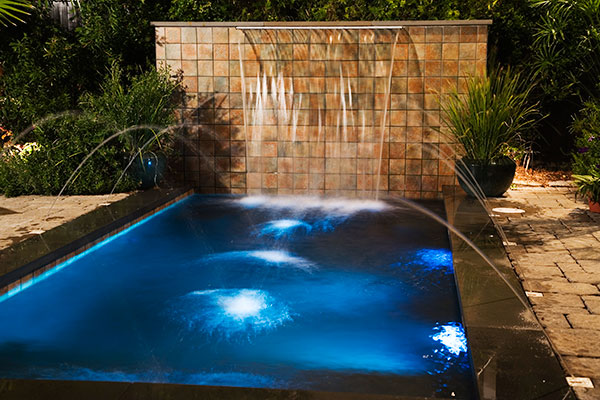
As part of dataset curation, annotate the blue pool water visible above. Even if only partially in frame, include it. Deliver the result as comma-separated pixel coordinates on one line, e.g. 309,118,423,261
0,195,474,398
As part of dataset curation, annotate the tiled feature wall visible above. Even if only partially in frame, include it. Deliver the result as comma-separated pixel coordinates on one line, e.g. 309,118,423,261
153,21,490,199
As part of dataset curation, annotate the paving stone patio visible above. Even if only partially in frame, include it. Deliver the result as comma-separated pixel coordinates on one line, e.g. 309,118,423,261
489,185,600,400
0,193,130,250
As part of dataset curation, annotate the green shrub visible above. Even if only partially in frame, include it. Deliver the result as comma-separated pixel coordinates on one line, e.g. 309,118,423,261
529,0,600,101
0,23,91,133
76,0,168,74
572,96,600,176
81,63,182,155
0,115,136,197
572,171,600,203
0,65,181,197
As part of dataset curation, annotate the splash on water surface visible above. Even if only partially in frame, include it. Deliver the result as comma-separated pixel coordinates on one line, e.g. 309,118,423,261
257,219,312,238
172,289,292,338
236,196,389,215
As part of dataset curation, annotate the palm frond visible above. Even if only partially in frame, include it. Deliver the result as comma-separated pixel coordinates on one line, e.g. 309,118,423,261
0,0,33,27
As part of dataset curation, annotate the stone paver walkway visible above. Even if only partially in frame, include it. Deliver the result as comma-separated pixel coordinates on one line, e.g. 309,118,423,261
488,185,600,400
0,193,130,250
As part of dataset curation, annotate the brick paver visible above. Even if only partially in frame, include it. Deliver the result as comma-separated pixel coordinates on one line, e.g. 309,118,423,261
489,185,600,399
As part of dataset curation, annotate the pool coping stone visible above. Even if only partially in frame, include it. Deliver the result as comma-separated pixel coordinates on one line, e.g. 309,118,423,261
444,186,575,400
150,20,492,27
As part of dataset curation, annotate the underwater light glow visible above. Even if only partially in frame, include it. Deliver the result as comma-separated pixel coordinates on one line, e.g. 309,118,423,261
173,289,292,338
236,196,389,215
220,290,266,320
431,323,467,356
271,219,304,229
258,219,312,238
415,249,453,271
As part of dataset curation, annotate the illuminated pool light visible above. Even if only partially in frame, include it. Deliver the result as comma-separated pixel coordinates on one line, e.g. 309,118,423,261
431,322,468,356
415,249,453,272
174,289,292,338
220,290,266,320
258,219,312,238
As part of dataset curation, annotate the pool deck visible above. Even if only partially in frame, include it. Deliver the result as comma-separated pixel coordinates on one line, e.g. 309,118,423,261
488,185,600,400
0,194,130,250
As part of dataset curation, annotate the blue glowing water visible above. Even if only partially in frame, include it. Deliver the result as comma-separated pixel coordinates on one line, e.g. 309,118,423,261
0,195,474,398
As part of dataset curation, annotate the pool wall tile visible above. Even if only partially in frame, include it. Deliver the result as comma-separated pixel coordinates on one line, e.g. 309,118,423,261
153,20,490,198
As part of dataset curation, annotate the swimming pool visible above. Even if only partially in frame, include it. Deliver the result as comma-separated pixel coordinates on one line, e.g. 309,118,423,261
0,195,474,398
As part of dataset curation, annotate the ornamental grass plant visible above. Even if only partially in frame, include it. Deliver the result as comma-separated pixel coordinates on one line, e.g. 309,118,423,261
441,67,541,165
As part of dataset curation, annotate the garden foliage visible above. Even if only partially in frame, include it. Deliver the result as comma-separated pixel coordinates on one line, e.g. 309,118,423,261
572,94,600,176
0,0,599,196
0,65,180,197
0,115,136,196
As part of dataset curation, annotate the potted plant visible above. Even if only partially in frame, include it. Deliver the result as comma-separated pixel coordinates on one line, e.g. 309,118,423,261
441,68,541,197
573,171,600,213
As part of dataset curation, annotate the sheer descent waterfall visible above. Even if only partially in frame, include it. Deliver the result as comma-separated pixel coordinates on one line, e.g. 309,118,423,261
153,21,491,199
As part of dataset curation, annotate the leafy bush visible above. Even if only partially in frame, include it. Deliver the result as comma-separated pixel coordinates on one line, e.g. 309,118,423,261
572,171,600,203
76,0,168,74
81,63,182,155
529,0,600,101
0,115,136,196
572,96,600,176
0,66,181,197
0,12,92,133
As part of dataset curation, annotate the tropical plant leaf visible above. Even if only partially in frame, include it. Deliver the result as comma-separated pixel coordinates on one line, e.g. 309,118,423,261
0,0,33,27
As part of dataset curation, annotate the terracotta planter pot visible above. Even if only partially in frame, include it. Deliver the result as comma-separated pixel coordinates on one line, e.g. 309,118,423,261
589,199,600,213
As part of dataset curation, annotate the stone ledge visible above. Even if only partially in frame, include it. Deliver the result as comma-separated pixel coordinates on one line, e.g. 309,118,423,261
151,20,493,27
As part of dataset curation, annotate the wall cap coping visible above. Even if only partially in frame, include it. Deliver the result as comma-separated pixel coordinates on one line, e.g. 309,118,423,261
151,20,492,28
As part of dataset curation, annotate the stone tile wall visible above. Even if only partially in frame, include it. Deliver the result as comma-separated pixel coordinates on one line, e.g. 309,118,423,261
153,21,490,199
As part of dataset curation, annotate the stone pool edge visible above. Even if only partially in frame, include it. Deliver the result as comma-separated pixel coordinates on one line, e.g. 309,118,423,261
443,186,575,400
